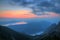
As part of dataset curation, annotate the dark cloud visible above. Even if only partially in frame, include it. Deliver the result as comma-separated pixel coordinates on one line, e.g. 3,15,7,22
40,1,54,7
52,8,60,13
10,0,60,15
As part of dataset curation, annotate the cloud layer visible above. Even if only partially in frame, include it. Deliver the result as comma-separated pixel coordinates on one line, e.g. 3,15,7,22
0,10,59,18
3,21,27,26
10,0,60,15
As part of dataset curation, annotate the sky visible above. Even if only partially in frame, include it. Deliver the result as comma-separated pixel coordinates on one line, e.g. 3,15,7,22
0,0,60,18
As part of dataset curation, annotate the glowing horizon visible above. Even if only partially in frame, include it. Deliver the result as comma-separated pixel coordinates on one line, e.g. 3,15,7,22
0,10,37,18
0,0,60,19
0,10,60,18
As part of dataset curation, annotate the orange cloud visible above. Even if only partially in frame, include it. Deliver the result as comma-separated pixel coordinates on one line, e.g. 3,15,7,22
0,10,60,18
0,10,37,18
3,21,27,26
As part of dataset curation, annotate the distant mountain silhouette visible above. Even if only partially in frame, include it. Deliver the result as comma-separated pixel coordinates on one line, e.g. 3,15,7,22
35,22,60,40
0,26,32,40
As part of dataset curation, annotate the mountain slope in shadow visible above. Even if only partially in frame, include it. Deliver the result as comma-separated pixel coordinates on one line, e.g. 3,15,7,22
0,22,60,40
35,22,60,40
0,26,32,40
8,21,51,34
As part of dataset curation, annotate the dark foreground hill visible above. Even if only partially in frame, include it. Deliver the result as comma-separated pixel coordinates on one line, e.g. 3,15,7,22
35,22,60,40
0,26,32,40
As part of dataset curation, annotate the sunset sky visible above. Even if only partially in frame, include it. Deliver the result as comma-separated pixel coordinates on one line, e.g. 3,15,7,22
0,0,60,36
0,10,60,18
0,0,60,18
